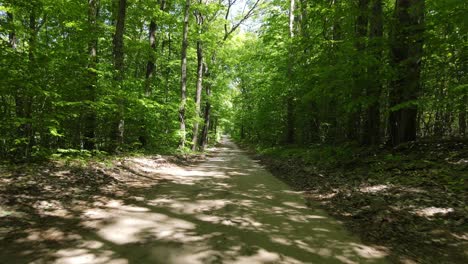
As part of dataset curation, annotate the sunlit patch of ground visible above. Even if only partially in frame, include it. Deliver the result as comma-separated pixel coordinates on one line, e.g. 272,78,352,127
258,140,468,263
1,138,392,263
359,184,390,193
412,206,454,217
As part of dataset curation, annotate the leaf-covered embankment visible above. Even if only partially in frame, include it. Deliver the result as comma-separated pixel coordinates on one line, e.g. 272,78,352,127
250,140,468,263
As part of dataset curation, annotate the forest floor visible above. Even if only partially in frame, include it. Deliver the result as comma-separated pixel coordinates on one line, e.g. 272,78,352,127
0,137,389,264
254,140,468,264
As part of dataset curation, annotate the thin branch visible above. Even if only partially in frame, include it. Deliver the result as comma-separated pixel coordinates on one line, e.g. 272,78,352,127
223,0,261,41
224,0,238,38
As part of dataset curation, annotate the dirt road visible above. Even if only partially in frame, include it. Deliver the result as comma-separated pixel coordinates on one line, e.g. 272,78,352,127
1,137,389,263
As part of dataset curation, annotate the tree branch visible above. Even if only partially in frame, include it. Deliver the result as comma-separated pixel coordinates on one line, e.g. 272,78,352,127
223,0,259,41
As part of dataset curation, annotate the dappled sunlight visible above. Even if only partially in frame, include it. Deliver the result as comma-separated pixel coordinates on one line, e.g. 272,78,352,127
350,243,389,259
31,200,72,218
283,201,309,209
359,185,390,194
152,166,231,186
283,190,306,195
118,157,168,174
54,247,128,264
82,202,197,245
1,138,390,263
227,248,302,264
15,227,82,244
149,198,232,214
413,207,454,217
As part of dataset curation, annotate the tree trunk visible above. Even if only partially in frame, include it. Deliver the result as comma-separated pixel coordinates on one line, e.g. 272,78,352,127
363,0,382,145
14,8,37,159
289,0,295,38
113,0,126,79
111,0,127,152
348,0,369,142
389,0,425,146
83,0,99,150
145,0,166,97
329,0,341,143
285,0,295,144
192,40,204,151
200,56,213,151
179,0,190,149
460,94,467,137
145,20,157,97
286,99,295,144
192,8,204,151
200,85,211,151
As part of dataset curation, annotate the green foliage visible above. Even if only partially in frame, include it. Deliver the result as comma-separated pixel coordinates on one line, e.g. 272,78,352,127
0,0,465,161
229,0,467,147
0,0,240,161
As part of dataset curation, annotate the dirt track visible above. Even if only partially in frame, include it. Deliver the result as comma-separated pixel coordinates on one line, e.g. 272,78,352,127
1,137,389,263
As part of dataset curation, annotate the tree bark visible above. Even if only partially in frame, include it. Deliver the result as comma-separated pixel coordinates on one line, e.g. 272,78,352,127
84,0,99,150
389,0,425,146
145,20,157,97
289,0,295,38
192,7,204,151
179,0,190,149
200,55,214,151
192,40,204,151
14,7,37,159
111,0,127,152
113,0,126,79
363,0,382,145
285,0,295,144
200,84,211,151
145,0,166,97
348,0,369,142
460,94,467,137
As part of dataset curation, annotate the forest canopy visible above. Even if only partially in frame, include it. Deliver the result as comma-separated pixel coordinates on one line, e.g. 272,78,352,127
0,0,466,161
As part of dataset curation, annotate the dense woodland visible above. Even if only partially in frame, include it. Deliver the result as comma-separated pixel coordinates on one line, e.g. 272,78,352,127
0,0,466,161
231,0,466,148
1,1,468,262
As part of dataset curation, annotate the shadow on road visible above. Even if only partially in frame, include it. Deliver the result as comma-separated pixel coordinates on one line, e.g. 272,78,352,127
0,137,389,263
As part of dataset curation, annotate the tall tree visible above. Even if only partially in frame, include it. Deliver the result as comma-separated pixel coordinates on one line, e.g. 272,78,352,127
285,0,295,144
111,0,128,151
192,3,205,151
200,67,211,151
145,20,157,96
179,0,190,149
363,0,383,145
145,0,166,97
348,0,369,142
113,0,127,77
14,3,40,159
83,0,99,150
389,0,425,146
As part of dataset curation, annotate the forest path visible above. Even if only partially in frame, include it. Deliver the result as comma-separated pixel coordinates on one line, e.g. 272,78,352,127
63,136,388,264
2,137,389,264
